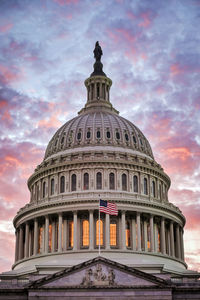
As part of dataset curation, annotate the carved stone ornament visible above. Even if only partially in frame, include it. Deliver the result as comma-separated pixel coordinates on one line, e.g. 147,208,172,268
81,264,115,287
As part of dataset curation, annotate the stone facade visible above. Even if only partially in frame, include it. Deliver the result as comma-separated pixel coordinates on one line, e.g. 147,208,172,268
0,45,199,298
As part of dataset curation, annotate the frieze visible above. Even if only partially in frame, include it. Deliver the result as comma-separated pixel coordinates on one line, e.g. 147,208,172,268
81,264,115,287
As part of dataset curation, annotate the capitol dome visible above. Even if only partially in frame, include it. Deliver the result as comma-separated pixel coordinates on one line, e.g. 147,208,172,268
13,43,186,276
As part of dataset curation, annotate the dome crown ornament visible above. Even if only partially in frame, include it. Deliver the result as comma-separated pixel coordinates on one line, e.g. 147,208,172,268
90,41,106,77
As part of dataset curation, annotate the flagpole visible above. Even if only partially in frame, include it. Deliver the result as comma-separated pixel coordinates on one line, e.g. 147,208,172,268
98,195,100,256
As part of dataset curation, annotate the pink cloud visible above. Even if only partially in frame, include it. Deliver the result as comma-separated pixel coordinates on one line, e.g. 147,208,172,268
53,0,78,5
0,232,15,272
139,12,151,28
0,64,24,84
0,23,13,33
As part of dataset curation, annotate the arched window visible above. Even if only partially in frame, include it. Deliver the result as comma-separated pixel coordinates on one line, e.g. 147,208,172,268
125,133,129,141
109,173,115,190
71,174,76,191
159,184,162,199
83,173,89,190
96,220,103,246
38,225,44,254
50,178,55,195
60,176,65,193
144,178,148,195
96,172,102,189
122,173,127,191
152,181,156,197
42,181,46,198
110,221,117,246
126,221,131,247
87,131,91,139
77,132,81,140
69,221,73,248
36,184,39,201
82,220,89,247
133,175,138,193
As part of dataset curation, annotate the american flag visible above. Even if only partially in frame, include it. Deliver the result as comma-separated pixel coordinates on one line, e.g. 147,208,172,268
99,199,118,216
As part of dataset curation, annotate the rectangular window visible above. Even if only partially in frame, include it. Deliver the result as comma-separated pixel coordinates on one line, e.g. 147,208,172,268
110,223,117,246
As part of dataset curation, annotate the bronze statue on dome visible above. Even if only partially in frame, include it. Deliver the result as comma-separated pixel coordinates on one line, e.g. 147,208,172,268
93,41,103,62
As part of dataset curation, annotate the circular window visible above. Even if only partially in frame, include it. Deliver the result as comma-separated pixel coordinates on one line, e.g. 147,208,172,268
77,132,81,140
116,132,120,140
106,131,111,139
133,136,136,143
97,131,101,138
125,133,129,141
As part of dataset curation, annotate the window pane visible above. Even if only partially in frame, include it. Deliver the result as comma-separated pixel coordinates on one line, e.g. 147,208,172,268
71,174,76,191
144,178,148,195
133,175,138,193
83,173,89,190
96,220,103,246
96,172,102,189
126,222,130,247
51,178,54,195
122,174,127,191
152,181,156,197
110,223,117,246
82,220,89,246
109,173,115,190
43,182,46,198
69,221,74,248
60,176,65,193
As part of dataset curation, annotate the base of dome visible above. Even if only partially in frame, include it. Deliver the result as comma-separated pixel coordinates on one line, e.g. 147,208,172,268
12,250,187,276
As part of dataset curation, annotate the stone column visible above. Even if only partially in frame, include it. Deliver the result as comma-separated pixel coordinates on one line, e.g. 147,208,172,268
176,224,181,259
180,228,184,261
33,219,38,256
15,229,19,262
161,217,166,254
89,210,94,250
137,212,141,251
150,215,154,252
105,213,110,250
144,220,148,252
52,221,56,252
58,213,63,252
19,226,24,260
170,221,175,257
63,218,67,251
44,215,49,253
73,211,77,250
25,222,29,258
131,218,136,251
121,211,126,250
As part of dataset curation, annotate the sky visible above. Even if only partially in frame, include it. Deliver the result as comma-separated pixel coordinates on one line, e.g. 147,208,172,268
0,0,199,273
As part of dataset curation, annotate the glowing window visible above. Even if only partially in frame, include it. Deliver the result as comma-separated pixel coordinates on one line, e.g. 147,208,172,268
82,220,89,247
109,173,115,190
83,173,89,190
96,220,103,246
126,221,131,247
69,221,74,248
49,224,52,252
110,222,117,246
122,173,127,191
71,174,76,191
38,226,43,254
50,178,54,195
133,175,138,193
96,172,102,189
60,176,65,193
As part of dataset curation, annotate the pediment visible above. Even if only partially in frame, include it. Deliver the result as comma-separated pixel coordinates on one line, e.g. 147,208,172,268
29,257,168,289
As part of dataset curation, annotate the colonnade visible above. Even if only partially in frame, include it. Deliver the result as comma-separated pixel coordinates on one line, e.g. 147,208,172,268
15,210,184,263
